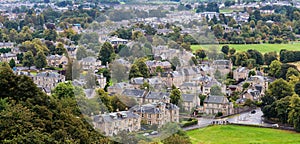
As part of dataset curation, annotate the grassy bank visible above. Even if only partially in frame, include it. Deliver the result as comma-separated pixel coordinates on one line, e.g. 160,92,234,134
187,125,300,144
191,43,300,54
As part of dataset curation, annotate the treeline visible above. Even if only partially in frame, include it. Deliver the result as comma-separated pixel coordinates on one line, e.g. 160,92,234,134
280,49,300,63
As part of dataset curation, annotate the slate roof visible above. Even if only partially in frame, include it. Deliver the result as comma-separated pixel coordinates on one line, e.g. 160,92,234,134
36,72,61,78
80,56,96,63
145,91,170,100
121,89,146,98
94,111,139,123
213,60,230,66
204,95,228,104
130,102,179,114
182,94,195,102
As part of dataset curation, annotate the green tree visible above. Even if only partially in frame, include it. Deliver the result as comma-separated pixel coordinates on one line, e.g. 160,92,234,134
264,51,278,65
23,51,34,69
170,88,182,106
213,24,224,39
129,64,142,79
35,51,47,69
136,59,150,78
221,45,229,55
288,94,300,132
55,42,66,55
52,82,75,99
9,59,16,68
195,49,206,61
99,42,114,65
286,67,299,81
242,82,250,90
265,78,294,100
269,60,282,78
76,46,88,60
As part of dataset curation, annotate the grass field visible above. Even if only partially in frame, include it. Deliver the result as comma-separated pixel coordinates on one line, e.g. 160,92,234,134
187,125,300,144
191,43,300,54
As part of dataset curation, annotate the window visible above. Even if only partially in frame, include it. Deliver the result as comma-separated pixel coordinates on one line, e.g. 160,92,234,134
142,114,144,117
149,114,151,118
157,114,160,118
148,121,152,125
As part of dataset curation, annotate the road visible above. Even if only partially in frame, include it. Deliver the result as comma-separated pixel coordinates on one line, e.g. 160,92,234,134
183,108,272,131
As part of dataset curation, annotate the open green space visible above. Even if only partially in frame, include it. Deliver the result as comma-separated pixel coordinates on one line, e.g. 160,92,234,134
187,125,300,144
191,43,300,54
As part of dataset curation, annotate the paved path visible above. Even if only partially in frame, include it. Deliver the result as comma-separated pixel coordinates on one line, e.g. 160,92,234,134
183,108,273,131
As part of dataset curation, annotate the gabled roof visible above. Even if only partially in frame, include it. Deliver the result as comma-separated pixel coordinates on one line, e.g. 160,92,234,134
122,89,146,98
182,94,196,102
145,91,170,100
94,111,139,123
204,95,228,104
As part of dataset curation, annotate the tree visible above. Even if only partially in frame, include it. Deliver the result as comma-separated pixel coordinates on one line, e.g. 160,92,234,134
221,45,229,55
295,82,300,96
195,49,206,61
55,42,66,55
266,78,294,100
52,82,75,99
76,46,88,60
23,51,34,69
129,64,142,79
242,82,250,90
229,48,236,55
136,59,150,78
264,52,278,65
99,42,114,65
35,51,47,69
210,85,223,95
286,67,299,81
269,60,282,78
288,94,300,132
213,24,224,39
248,70,256,77
43,29,57,41
9,59,16,68
170,88,182,106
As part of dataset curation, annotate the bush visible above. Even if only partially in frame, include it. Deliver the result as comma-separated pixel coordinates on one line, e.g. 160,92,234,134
216,112,223,117
181,118,198,127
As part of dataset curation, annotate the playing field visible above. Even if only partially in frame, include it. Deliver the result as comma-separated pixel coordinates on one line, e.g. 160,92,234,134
187,125,300,144
191,43,300,54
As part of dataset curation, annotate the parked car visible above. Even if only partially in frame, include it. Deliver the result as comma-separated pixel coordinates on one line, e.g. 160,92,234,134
151,131,158,135
272,124,279,128
143,133,149,136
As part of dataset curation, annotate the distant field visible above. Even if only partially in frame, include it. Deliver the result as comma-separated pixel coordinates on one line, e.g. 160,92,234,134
191,43,300,54
187,125,300,144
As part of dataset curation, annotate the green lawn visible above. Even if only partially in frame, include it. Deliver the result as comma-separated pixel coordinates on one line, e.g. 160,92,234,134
187,125,300,144
191,43,300,54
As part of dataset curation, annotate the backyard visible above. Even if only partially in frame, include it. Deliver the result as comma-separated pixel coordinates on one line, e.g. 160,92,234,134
187,125,300,144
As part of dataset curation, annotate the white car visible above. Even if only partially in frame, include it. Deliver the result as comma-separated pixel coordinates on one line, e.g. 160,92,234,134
143,133,149,136
151,131,158,135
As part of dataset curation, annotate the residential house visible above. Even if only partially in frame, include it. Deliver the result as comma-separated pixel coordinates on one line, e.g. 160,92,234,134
147,77,166,91
96,73,107,89
121,89,147,104
212,60,232,75
233,67,249,81
145,60,172,74
130,102,179,127
108,82,134,95
179,82,201,94
202,80,226,95
79,56,101,70
203,95,233,116
33,71,65,93
144,91,170,104
0,42,14,48
130,77,145,89
106,36,128,46
0,53,18,63
46,54,68,68
93,111,141,136
181,93,200,112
